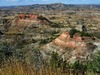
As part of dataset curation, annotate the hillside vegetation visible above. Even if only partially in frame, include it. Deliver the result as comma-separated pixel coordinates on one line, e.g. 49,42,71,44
0,3,100,75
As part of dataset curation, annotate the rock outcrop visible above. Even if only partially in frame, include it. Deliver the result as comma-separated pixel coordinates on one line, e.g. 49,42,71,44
41,32,97,63
15,14,51,26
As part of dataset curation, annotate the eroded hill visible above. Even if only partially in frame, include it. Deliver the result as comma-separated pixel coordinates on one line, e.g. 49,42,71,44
41,31,97,63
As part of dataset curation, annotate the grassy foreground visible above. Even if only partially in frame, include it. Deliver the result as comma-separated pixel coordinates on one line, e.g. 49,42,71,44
0,59,99,75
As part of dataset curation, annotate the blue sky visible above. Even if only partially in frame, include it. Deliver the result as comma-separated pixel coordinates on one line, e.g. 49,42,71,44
0,0,100,6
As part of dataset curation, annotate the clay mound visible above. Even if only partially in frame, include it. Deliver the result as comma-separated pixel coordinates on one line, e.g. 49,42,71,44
15,14,51,26
52,32,85,49
7,14,51,34
41,32,97,63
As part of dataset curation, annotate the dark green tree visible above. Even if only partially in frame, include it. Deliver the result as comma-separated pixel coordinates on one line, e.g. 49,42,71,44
50,52,62,69
90,51,100,73
0,41,13,64
69,28,78,38
72,60,87,75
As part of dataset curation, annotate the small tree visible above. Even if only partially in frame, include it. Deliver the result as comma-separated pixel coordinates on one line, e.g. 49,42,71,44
0,41,13,64
90,50,100,73
69,28,78,38
50,52,62,69
72,60,87,75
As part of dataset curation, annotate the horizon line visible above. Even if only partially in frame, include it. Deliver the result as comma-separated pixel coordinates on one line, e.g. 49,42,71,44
0,3,100,7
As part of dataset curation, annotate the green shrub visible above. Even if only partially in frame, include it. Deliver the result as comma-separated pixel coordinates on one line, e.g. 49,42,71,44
90,51,100,73
0,42,14,63
50,52,62,68
69,28,78,38
73,60,87,74
80,32,93,37
69,28,93,38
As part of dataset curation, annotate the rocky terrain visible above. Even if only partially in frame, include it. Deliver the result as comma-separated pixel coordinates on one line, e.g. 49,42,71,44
0,3,100,33
0,3,100,63
41,31,97,63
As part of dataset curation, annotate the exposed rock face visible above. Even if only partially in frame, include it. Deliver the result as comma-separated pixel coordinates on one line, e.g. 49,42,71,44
15,14,51,26
18,14,38,20
41,32,97,63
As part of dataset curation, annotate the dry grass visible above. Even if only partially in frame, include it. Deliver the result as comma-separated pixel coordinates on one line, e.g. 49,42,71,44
0,59,99,75
0,59,66,75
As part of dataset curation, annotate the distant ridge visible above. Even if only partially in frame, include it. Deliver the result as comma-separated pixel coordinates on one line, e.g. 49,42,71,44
0,3,100,18
0,3,100,10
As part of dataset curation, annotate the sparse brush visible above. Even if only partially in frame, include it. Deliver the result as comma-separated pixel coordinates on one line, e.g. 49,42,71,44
0,58,99,75
0,59,67,75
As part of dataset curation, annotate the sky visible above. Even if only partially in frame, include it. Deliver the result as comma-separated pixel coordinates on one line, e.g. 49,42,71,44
0,0,100,6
